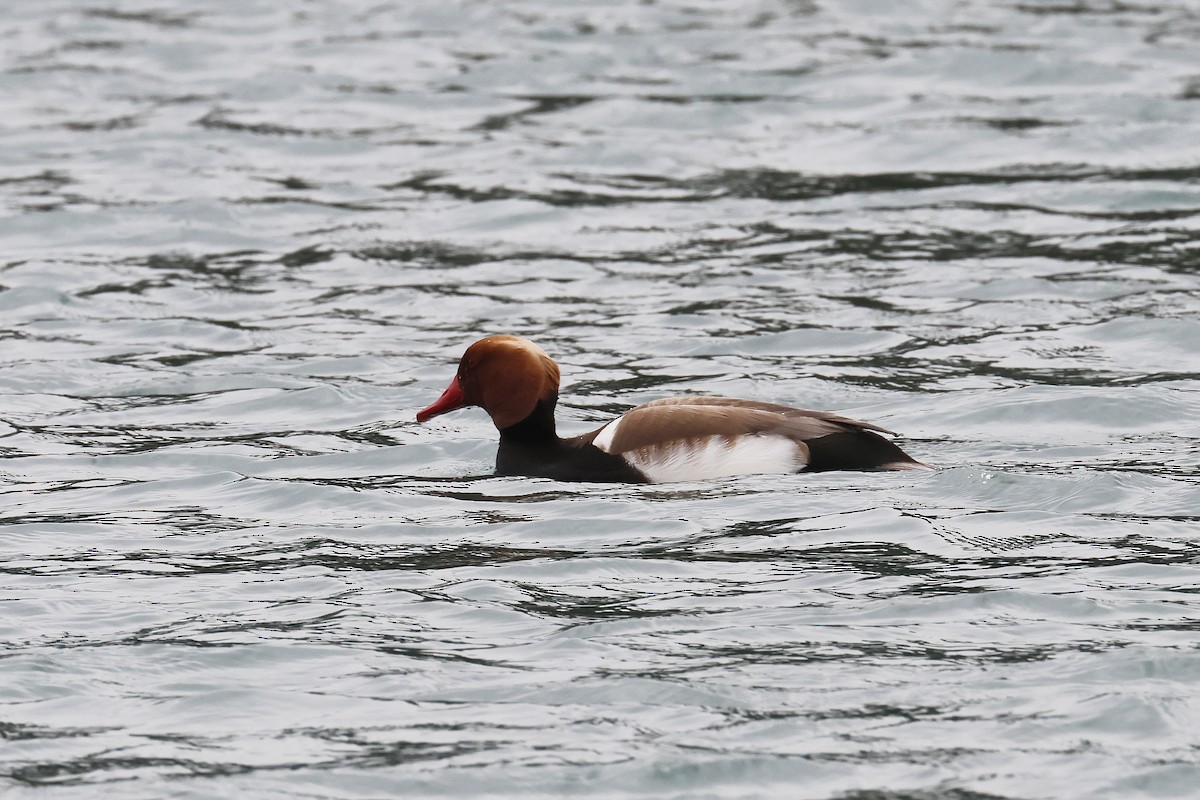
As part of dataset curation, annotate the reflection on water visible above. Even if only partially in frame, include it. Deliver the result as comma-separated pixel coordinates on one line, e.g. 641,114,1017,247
2,0,1200,798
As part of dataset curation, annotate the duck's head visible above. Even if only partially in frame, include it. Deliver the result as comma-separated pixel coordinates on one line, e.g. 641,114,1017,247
416,335,561,430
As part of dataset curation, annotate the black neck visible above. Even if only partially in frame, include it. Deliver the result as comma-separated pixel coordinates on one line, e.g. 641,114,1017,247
493,395,647,482
498,397,559,445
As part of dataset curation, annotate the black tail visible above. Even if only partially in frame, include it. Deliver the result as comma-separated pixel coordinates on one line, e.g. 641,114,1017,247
803,431,930,472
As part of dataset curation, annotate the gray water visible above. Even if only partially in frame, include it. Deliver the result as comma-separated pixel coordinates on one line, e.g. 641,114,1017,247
2,1,1199,798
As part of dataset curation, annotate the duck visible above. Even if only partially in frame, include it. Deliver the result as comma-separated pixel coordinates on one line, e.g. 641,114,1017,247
416,335,930,483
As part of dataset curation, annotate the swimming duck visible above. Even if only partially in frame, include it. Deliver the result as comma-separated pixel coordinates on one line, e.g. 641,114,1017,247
417,335,929,482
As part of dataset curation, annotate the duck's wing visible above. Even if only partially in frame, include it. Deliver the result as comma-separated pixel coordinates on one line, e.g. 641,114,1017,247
631,396,895,434
585,400,855,453
570,396,925,480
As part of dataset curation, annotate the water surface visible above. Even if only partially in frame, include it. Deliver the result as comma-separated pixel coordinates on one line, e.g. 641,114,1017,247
2,1,1199,798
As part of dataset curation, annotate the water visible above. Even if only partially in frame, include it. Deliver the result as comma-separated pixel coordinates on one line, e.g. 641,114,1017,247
2,1,1199,798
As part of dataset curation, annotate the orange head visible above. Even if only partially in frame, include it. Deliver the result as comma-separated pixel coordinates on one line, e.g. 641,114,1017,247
416,336,561,430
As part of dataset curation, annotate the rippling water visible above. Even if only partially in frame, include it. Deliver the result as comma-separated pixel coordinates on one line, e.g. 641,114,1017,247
3,1,1199,798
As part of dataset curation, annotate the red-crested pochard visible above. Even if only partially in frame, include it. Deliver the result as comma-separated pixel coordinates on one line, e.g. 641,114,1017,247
417,335,930,483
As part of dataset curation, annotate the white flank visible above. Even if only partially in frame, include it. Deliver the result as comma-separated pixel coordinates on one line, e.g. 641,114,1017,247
591,418,622,453
623,435,808,484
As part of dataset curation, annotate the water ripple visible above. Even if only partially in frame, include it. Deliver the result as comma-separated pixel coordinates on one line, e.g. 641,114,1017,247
3,1,1200,798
